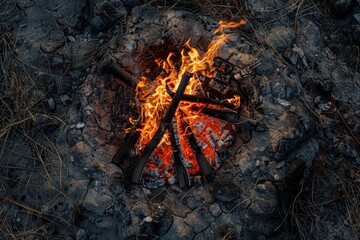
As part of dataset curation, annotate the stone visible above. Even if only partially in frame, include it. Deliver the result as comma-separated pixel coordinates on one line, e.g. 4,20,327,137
122,0,144,10
211,176,240,202
162,216,194,240
209,203,222,217
353,25,360,45
131,4,158,24
66,129,82,147
331,0,358,18
83,188,112,215
162,195,191,218
264,26,293,52
76,229,86,240
95,216,115,229
40,35,65,53
289,138,319,168
299,21,321,62
91,0,127,32
68,179,89,200
354,13,360,24
50,55,64,68
249,181,278,219
47,98,56,111
184,207,209,233
140,210,173,237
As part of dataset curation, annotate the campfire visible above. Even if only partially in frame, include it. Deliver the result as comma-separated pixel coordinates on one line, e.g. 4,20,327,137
110,20,259,188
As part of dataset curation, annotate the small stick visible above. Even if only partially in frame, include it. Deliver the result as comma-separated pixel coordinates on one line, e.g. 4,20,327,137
107,62,139,90
131,72,193,184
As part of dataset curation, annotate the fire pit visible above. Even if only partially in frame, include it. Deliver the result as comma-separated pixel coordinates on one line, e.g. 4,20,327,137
109,20,260,188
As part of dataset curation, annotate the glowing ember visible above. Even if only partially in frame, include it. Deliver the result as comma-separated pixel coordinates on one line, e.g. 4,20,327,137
131,20,246,185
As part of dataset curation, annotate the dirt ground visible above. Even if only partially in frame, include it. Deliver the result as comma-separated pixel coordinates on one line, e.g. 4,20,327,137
1,0,360,239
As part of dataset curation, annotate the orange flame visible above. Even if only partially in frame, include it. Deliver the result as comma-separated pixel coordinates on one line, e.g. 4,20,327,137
133,20,246,179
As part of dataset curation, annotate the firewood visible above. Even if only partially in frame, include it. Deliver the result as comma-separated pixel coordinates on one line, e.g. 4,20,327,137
169,120,191,187
131,72,193,184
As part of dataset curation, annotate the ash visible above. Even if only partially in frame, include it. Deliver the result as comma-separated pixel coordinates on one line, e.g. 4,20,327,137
1,0,360,239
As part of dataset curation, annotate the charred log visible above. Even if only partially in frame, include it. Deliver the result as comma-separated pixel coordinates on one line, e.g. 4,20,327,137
184,120,215,181
107,62,139,90
169,121,191,188
131,72,193,184
200,107,258,130
165,84,237,110
112,131,140,166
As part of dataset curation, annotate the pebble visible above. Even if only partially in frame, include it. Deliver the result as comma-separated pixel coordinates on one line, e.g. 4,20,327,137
76,123,86,129
331,0,357,18
354,13,360,24
143,216,153,223
47,98,56,111
67,36,76,42
76,229,86,240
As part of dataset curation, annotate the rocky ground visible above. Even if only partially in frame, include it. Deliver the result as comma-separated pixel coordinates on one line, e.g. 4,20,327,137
1,0,360,239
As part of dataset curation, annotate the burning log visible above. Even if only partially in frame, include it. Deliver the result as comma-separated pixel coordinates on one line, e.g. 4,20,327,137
165,85,237,110
169,120,191,187
200,107,258,130
183,118,215,181
131,72,193,184
112,131,140,166
107,62,139,90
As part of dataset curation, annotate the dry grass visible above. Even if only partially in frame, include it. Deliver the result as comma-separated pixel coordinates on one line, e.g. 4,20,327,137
0,14,67,239
1,0,359,239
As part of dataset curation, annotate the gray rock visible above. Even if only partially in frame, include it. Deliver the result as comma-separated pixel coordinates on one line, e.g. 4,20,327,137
66,129,82,147
90,16,106,32
50,55,64,68
299,21,321,62
289,138,319,168
47,98,56,111
76,229,86,240
353,25,360,45
264,26,293,52
83,188,112,215
249,181,278,219
162,216,194,240
95,216,116,229
122,0,144,9
211,177,240,202
131,4,158,24
140,209,173,237
354,13,360,24
68,179,89,200
331,0,358,17
184,207,209,233
91,0,127,32
162,195,191,218
40,35,65,53
209,203,222,217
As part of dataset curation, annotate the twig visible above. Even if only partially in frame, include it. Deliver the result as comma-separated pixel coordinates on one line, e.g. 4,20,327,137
338,111,360,149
